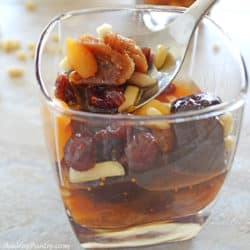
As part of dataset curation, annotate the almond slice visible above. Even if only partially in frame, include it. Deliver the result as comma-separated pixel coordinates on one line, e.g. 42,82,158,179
69,161,125,183
118,85,139,112
128,72,156,88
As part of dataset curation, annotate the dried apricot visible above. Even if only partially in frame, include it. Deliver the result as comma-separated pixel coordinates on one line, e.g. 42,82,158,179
66,38,97,78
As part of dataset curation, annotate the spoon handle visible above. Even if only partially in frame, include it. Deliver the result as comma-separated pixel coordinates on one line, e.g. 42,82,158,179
169,0,217,45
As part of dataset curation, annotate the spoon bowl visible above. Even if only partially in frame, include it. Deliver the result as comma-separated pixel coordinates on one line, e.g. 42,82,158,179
133,0,217,109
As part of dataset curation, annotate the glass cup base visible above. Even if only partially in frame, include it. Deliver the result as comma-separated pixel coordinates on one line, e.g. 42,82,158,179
70,210,210,248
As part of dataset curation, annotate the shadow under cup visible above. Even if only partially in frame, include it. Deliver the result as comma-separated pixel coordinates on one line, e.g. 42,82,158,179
36,7,248,249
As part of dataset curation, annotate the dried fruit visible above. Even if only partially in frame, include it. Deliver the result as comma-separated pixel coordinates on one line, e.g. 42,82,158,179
78,35,135,85
56,115,72,160
156,83,176,102
171,92,221,113
64,133,96,171
95,125,128,162
172,80,200,98
87,85,125,114
104,32,148,73
125,131,160,172
66,38,97,78
55,74,78,105
69,161,125,183
170,93,225,173
152,127,175,153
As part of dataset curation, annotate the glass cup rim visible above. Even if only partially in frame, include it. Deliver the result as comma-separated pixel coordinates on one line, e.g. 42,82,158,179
35,6,248,123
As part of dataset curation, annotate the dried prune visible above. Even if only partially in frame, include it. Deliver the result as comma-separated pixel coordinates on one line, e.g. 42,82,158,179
95,124,129,162
171,92,221,113
152,127,175,153
170,93,225,173
55,74,77,105
64,132,96,171
125,131,160,173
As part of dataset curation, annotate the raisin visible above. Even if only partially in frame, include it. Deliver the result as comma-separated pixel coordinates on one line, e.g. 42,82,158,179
64,132,96,171
170,93,225,173
55,74,77,105
87,85,125,114
125,131,160,173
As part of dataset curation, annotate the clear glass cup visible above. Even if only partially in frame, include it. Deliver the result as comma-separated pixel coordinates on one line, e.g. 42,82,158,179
35,6,248,249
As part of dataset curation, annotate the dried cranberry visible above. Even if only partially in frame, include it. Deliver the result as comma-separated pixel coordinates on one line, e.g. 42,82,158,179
125,132,160,173
171,92,221,113
55,74,77,105
64,132,96,171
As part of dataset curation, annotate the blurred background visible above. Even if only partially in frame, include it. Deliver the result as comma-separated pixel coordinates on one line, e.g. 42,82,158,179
0,1,249,250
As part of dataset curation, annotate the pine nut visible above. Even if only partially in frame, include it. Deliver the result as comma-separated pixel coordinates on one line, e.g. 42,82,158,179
219,112,233,137
59,57,71,72
154,44,168,70
97,23,112,39
224,136,234,152
8,67,24,78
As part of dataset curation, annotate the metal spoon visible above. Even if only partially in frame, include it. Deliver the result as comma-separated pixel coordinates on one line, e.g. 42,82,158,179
134,0,217,109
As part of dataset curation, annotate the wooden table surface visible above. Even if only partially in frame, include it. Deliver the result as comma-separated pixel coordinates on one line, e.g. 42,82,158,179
0,0,249,249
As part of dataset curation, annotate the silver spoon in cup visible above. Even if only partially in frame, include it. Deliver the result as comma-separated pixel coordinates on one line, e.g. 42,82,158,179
133,0,217,110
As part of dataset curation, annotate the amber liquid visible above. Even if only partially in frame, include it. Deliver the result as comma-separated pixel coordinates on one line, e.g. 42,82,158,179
143,0,196,7
61,168,226,229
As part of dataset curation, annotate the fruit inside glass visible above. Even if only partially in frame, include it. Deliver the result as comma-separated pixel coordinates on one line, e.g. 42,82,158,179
35,6,248,249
